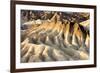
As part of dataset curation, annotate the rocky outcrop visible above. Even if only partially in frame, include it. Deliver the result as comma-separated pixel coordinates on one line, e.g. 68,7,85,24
21,12,90,63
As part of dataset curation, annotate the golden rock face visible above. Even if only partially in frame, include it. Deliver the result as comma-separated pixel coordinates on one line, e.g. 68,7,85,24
21,11,90,63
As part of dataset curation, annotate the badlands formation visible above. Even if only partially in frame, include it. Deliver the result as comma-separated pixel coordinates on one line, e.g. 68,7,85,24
21,11,90,63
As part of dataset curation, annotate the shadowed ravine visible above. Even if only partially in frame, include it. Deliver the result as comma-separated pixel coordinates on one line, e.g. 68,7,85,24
21,12,90,63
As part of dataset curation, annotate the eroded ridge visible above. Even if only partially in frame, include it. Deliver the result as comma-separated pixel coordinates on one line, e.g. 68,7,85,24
21,11,90,62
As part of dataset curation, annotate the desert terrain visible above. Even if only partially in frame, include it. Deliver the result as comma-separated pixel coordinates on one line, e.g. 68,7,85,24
21,10,90,62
